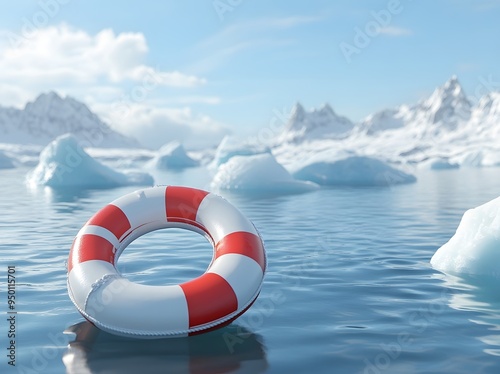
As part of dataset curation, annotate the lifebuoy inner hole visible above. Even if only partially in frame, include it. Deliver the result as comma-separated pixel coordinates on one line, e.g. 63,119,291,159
115,228,214,286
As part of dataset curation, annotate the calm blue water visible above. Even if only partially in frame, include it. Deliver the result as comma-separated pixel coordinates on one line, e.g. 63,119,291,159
2,165,500,373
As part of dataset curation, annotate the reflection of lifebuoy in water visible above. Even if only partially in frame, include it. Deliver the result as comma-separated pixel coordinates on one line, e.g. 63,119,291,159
63,321,268,374
67,186,266,338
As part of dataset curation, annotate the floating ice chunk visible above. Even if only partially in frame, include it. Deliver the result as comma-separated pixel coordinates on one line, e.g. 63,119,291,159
477,150,500,167
459,150,484,168
151,141,198,169
431,196,500,278
27,134,154,188
419,157,459,170
211,136,271,168
0,150,15,169
211,153,318,194
292,156,416,186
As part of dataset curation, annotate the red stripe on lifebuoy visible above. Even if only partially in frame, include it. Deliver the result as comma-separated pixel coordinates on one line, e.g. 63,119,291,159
68,234,115,272
165,186,209,224
215,231,266,272
87,204,131,240
187,294,258,337
180,273,238,328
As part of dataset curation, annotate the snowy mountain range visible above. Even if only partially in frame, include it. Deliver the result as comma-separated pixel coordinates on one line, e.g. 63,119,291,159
0,92,140,148
274,76,500,167
359,76,472,136
2,76,499,168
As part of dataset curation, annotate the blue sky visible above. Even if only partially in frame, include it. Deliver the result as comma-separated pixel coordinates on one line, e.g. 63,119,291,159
0,0,499,148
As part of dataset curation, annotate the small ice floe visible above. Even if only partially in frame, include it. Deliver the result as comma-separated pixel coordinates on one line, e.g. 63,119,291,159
418,157,459,170
150,141,198,170
211,136,271,168
292,156,416,186
211,153,318,194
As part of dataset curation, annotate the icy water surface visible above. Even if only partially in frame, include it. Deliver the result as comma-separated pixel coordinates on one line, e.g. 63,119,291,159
2,166,500,373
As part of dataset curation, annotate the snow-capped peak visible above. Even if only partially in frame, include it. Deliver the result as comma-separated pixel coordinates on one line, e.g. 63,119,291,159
420,75,472,128
319,103,334,115
26,91,63,109
25,91,93,119
279,102,355,143
426,76,468,105
288,102,306,126
466,91,500,138
0,92,141,148
359,108,405,135
359,76,473,137
475,92,500,116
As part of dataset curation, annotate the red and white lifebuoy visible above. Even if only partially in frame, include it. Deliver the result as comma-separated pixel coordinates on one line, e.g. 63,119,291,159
67,186,266,338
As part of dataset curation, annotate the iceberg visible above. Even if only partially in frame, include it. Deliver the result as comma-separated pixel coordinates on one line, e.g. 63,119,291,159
431,196,500,278
455,150,500,168
481,150,500,167
211,136,271,168
150,141,198,169
0,150,15,169
292,156,416,186
459,150,484,168
27,134,154,188
418,157,459,170
211,153,318,194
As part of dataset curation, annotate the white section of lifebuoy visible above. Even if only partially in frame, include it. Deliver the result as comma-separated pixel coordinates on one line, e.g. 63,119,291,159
67,186,266,338
68,260,116,309
76,225,120,249
208,254,264,307
111,188,167,233
196,193,259,243
87,277,190,335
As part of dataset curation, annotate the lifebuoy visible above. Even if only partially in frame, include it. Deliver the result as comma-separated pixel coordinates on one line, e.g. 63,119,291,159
67,186,266,338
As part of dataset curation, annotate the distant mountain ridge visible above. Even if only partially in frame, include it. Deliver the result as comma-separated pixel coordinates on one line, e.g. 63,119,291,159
279,76,487,143
359,75,473,136
0,92,140,148
274,76,500,166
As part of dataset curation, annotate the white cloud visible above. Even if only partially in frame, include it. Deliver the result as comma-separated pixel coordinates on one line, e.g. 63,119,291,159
0,24,226,149
96,103,230,149
0,24,205,89
0,83,32,108
377,26,413,36
127,66,206,87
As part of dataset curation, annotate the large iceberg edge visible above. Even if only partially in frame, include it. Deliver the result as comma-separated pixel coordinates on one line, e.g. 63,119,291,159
431,196,500,279
27,134,154,189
